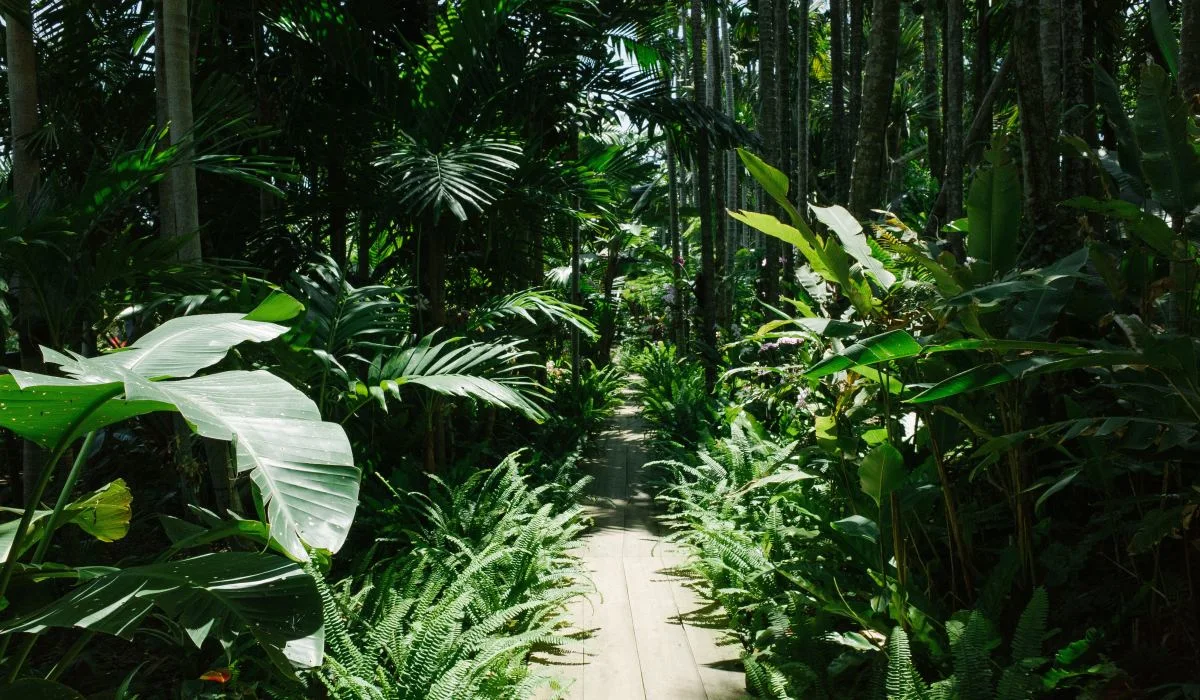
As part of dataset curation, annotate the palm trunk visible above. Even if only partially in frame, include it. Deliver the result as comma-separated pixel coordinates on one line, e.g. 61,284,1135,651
973,0,992,148
776,0,794,290
691,0,717,386
944,0,964,220
848,0,901,217
154,0,176,240
849,0,864,158
709,9,729,330
668,133,685,348
1039,0,1063,196
162,0,201,262
922,0,944,186
722,3,738,274
830,0,848,202
796,2,810,206
1013,0,1058,246
759,0,781,305
1062,0,1089,199
5,0,43,508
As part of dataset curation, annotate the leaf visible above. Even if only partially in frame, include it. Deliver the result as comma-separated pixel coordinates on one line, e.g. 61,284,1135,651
859,443,905,507
967,141,1022,276
46,312,288,382
0,680,85,699
0,480,132,560
1063,196,1175,256
804,330,923,378
0,374,169,449
729,209,834,281
1094,65,1147,191
245,292,306,323
1130,506,1188,554
810,204,896,288
0,552,324,670
124,370,359,560
365,333,548,421
1134,63,1200,213
737,148,800,223
1150,0,1179,79
906,352,1145,404
831,515,880,543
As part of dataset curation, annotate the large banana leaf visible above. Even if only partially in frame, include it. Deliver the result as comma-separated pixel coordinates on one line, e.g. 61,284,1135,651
363,333,548,421
0,480,132,560
810,204,896,289
966,142,1021,277
0,552,324,670
124,371,357,559
1134,64,1200,214
1,303,359,562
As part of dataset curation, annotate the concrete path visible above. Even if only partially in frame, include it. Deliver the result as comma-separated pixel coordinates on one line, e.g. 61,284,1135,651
535,397,747,700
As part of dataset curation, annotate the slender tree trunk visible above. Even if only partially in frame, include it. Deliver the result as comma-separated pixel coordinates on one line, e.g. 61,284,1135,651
162,0,202,262
944,0,964,220
328,152,348,268
722,4,738,272
848,0,902,217
776,0,795,290
1014,0,1058,248
797,2,810,206
974,0,992,148
709,10,729,330
154,0,177,240
1040,0,1063,196
691,0,717,386
668,134,685,348
5,0,43,508
759,0,781,305
1062,0,1089,199
1182,0,1200,112
830,0,849,201
849,0,865,159
922,0,944,186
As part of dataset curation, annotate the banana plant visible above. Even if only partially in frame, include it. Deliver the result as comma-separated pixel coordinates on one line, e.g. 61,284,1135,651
0,295,354,679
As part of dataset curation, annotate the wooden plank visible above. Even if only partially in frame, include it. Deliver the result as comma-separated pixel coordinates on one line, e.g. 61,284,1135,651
576,557,646,699
623,555,708,699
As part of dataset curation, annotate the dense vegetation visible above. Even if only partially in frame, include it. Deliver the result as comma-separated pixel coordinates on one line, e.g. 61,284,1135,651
2,0,1200,697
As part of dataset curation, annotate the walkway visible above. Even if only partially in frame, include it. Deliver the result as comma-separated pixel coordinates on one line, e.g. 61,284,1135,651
537,396,747,700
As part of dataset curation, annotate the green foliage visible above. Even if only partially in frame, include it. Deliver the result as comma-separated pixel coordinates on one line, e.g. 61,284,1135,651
315,454,588,699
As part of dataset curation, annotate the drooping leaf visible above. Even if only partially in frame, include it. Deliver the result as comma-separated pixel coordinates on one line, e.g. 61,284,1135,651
804,330,923,378
0,374,169,449
967,140,1022,276
1134,63,1200,213
859,443,905,507
810,203,896,289
0,552,324,670
0,480,132,560
124,370,359,560
1150,0,1180,79
1094,65,1147,192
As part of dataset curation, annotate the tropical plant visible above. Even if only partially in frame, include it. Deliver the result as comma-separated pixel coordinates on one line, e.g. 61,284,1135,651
0,297,354,685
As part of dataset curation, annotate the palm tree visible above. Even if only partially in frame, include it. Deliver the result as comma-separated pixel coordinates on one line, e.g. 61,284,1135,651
848,0,902,217
944,0,964,220
161,0,200,262
691,0,716,384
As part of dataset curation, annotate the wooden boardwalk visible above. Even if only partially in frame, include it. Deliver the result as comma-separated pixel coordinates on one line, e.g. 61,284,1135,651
536,398,747,700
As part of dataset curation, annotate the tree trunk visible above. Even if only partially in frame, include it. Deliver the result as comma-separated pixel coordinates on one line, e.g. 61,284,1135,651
1062,0,1089,199
797,2,810,207
162,0,202,262
849,0,865,162
154,0,176,240
328,152,348,269
1039,0,1063,196
1013,0,1059,249
922,0,944,186
4,0,43,508
944,0,964,220
709,10,730,330
722,3,738,278
691,0,717,386
848,0,902,217
830,0,849,201
776,0,794,291
973,0,992,148
668,133,685,348
1182,0,1200,111
759,0,781,305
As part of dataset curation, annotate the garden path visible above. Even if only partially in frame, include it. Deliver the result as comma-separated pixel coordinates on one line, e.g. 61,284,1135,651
536,393,747,699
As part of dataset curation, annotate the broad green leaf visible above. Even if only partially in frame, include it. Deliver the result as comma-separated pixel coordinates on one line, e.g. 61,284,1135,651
124,370,359,560
0,374,168,449
0,552,324,670
804,330,923,378
1135,63,1200,213
46,312,287,382
729,210,832,280
859,443,905,507
1094,65,1147,190
831,515,879,543
1150,0,1179,79
245,291,306,323
810,204,896,288
737,148,799,222
1063,196,1176,256
922,339,1088,355
906,352,1145,404
753,317,861,339
967,141,1021,276
0,480,131,560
